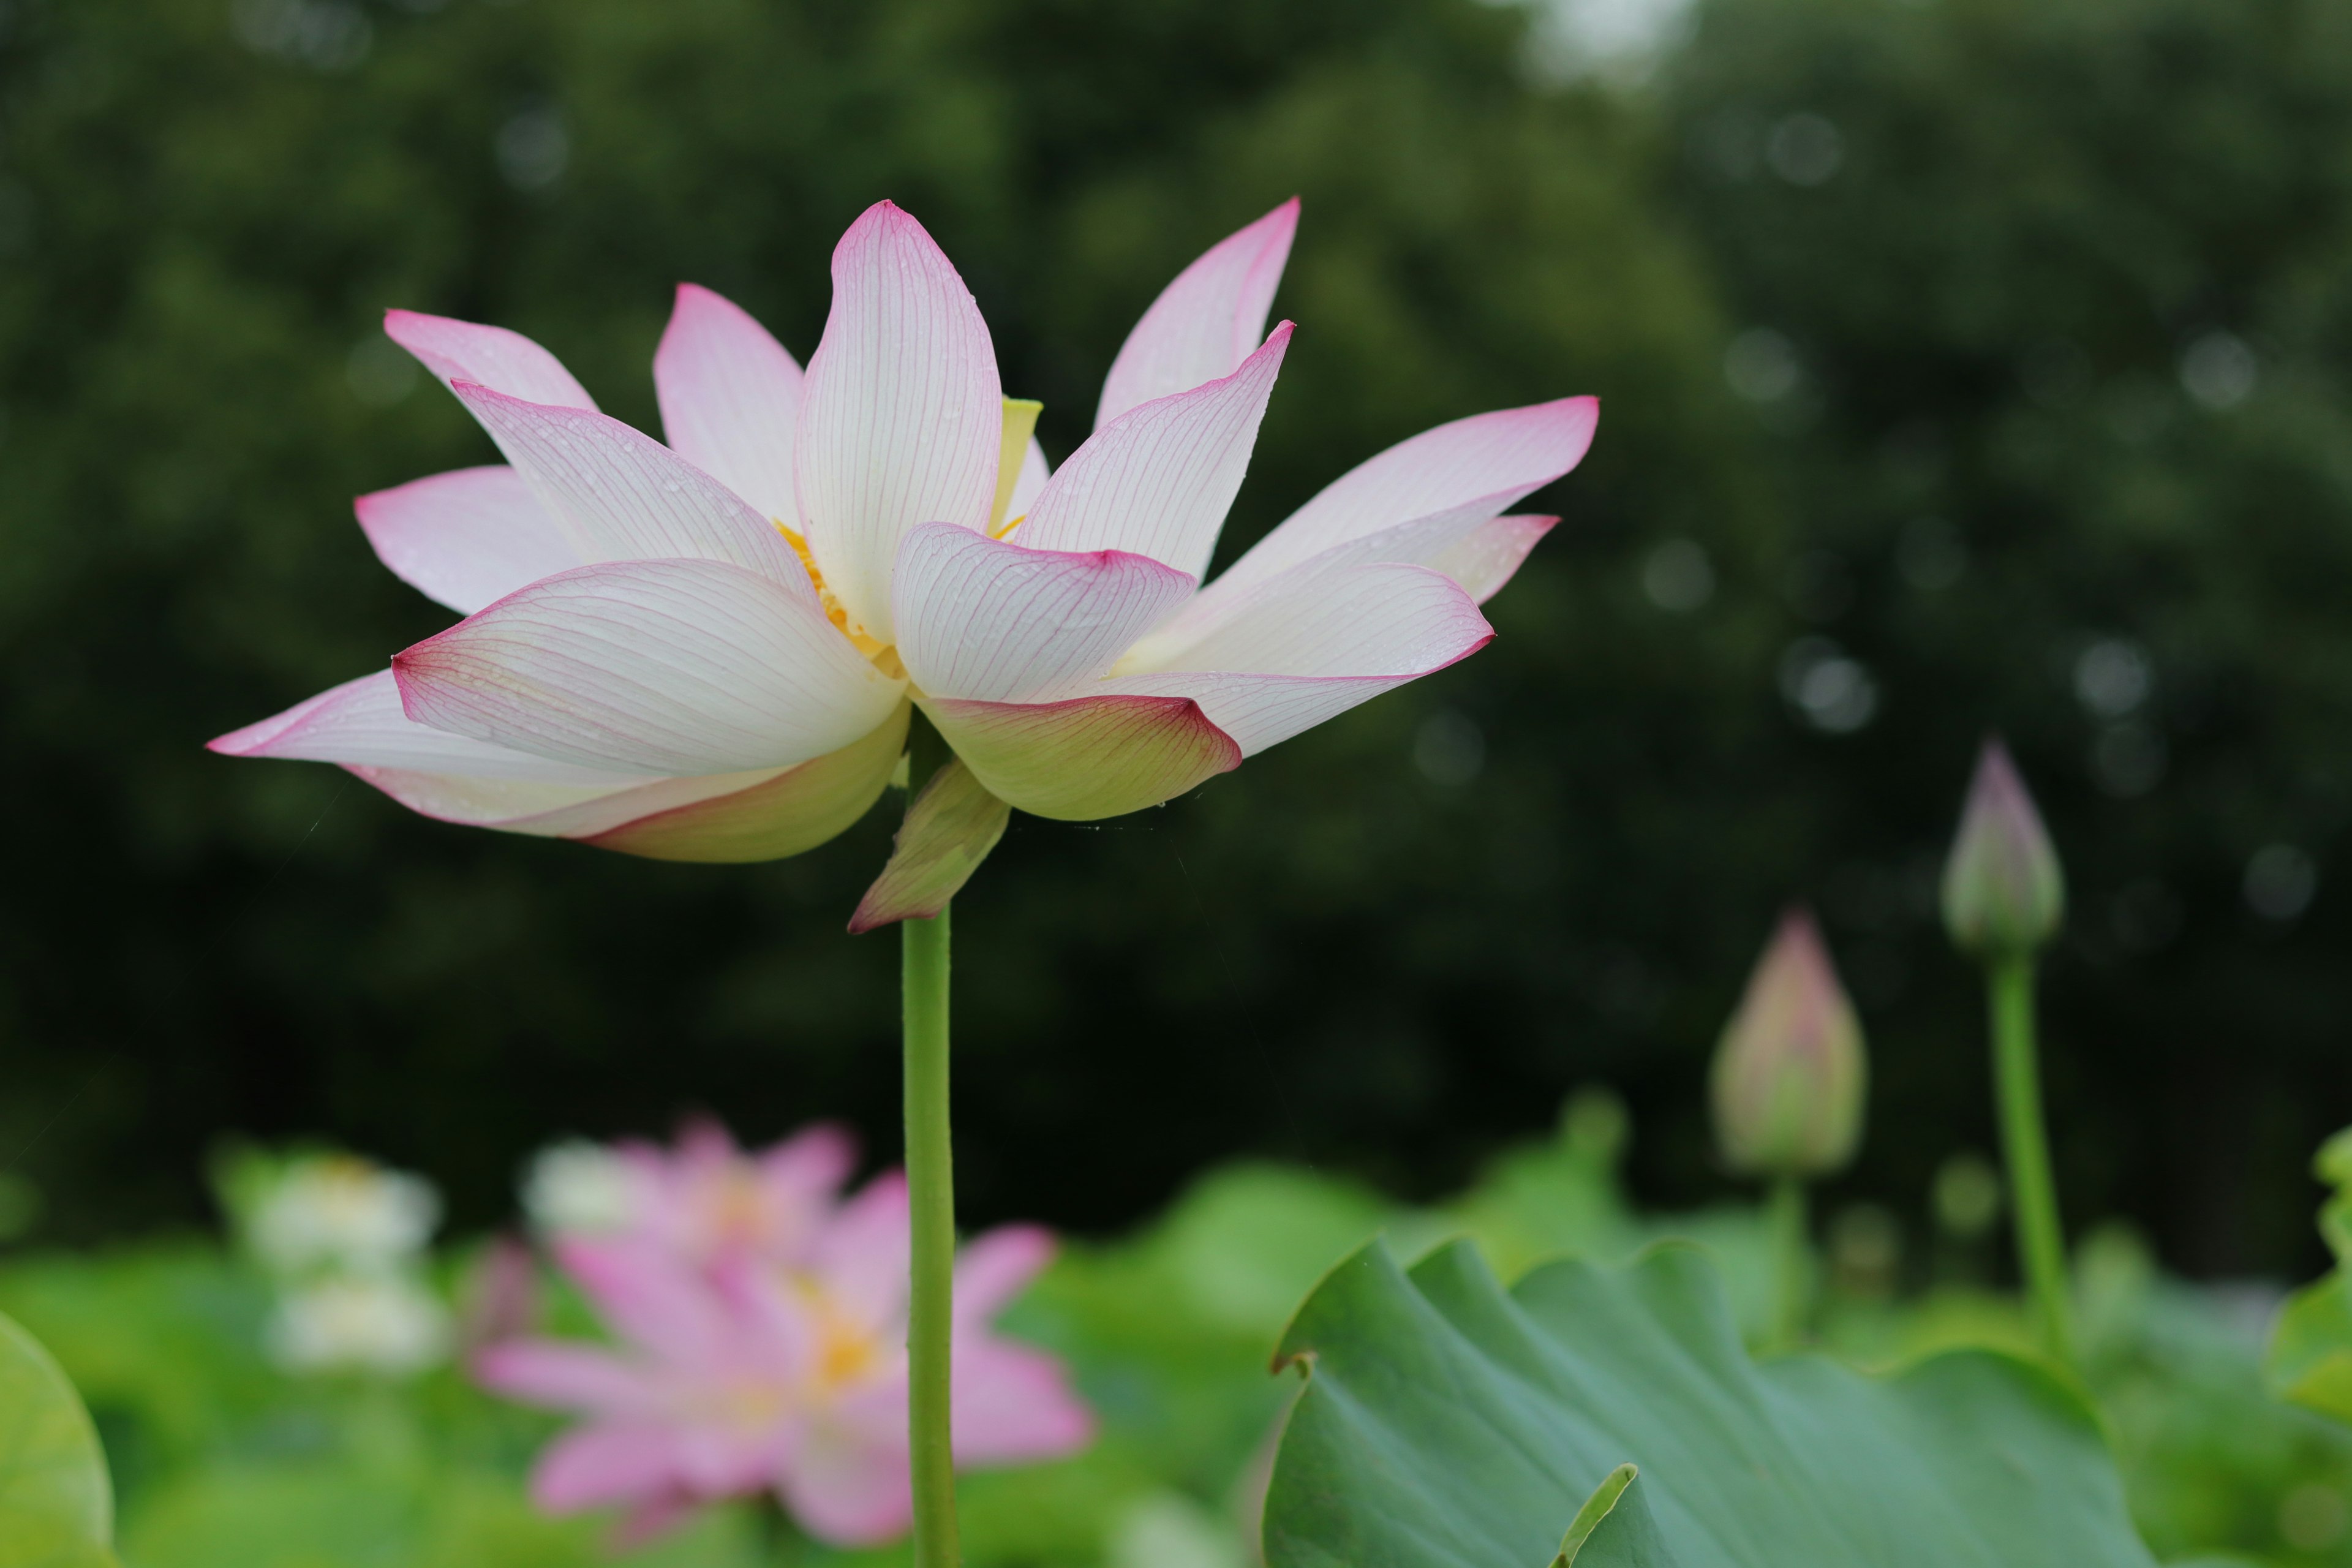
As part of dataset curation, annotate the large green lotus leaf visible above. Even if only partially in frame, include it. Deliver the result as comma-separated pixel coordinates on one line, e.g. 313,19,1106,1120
1264,1240,2157,1568
0,1309,116,1568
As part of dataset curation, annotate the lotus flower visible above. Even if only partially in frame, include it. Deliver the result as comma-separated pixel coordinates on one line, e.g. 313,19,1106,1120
475,1167,1091,1545
209,198,1596,923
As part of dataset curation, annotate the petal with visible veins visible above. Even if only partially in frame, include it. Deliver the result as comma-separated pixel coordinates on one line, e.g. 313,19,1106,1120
796,201,1001,644
384,308,597,409
392,559,904,778
1096,198,1297,429
209,669,641,786
1016,324,1290,582
921,693,1240,820
655,284,804,526
892,522,1194,704
355,465,584,616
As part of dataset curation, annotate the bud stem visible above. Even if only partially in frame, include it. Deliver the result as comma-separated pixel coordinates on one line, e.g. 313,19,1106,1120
1766,1175,1809,1351
1989,955,2073,1364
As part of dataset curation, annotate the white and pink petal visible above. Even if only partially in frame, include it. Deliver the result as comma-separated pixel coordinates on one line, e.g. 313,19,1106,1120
384,309,597,410
355,465,584,616
1095,198,1297,429
655,283,804,526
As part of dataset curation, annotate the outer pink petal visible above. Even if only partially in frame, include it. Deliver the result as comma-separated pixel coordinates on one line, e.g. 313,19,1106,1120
208,670,641,785
1096,198,1298,430
530,1422,685,1513
655,284,804,527
555,1238,736,1368
847,759,1009,934
949,1338,1096,1463
355,465,584,616
472,1339,660,1414
384,309,597,410
809,1173,911,1328
1016,324,1292,582
779,1413,913,1547
892,522,1196,703
392,560,905,777
757,1122,859,1205
952,1224,1054,1326
795,201,1002,644
921,693,1242,821
1205,396,1597,609
1100,563,1493,756
451,381,808,589
1428,514,1559,603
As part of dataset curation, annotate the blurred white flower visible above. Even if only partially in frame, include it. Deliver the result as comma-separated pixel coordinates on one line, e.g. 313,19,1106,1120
247,1155,440,1276
523,1140,644,1237
269,1274,451,1374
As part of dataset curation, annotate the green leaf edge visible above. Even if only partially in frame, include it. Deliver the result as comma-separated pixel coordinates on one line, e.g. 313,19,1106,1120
0,1306,117,1568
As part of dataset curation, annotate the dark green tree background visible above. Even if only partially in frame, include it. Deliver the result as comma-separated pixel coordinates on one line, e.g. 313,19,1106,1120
0,0,2343,1275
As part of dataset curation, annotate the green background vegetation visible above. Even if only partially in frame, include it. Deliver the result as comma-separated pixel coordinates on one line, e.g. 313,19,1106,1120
1,0,2348,1277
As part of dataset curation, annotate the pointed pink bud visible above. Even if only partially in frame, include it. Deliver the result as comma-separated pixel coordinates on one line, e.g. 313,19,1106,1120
1709,908,1868,1178
1941,737,2065,957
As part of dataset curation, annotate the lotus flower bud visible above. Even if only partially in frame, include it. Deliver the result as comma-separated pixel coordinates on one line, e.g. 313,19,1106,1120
1709,908,1867,1178
1941,738,2065,958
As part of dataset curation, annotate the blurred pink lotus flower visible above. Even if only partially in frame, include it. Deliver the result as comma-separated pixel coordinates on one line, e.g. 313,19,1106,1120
478,1147,1091,1545
209,198,1596,924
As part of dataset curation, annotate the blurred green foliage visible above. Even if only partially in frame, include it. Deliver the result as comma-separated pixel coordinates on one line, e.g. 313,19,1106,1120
0,0,2348,1277
6,1112,2352,1566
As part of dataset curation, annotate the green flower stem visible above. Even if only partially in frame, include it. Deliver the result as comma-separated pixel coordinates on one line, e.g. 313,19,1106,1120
903,903,957,1568
1989,954,2073,1364
1766,1175,1808,1350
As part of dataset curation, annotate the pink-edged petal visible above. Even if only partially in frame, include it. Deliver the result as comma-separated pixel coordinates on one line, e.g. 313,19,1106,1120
451,381,808,589
1096,198,1298,431
530,1422,682,1513
758,1122,860,1202
949,1338,1096,1463
1206,396,1597,608
355,465,584,616
355,707,905,861
952,1224,1054,1325
655,284,804,526
779,1413,911,1547
1005,437,1050,522
809,1173,911,1326
1101,563,1493,756
1015,323,1292,582
384,308,596,410
920,693,1240,822
472,1339,659,1414
795,201,1003,644
848,759,1010,935
1428,513,1558,603
554,1237,734,1367
392,560,905,778
892,522,1195,704
209,670,643,786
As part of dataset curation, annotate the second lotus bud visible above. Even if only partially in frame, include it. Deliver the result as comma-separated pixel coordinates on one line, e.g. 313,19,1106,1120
1710,908,1868,1179
1940,737,2066,959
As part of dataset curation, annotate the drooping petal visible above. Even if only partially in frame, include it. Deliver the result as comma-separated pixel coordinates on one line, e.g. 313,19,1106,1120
779,1413,911,1547
347,765,774,836
949,1338,1096,1463
530,1422,682,1513
1202,396,1597,609
921,694,1240,821
1096,198,1298,430
848,758,1011,935
581,706,907,862
209,670,642,786
392,560,905,777
655,284,804,526
892,522,1195,703
472,1340,660,1415
451,382,808,588
383,309,597,410
1426,513,1558,603
1014,324,1292,582
795,201,1002,644
355,465,584,616
952,1225,1054,1325
1101,562,1492,756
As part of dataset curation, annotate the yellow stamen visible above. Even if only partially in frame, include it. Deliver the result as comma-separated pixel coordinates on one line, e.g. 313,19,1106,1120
777,521,892,661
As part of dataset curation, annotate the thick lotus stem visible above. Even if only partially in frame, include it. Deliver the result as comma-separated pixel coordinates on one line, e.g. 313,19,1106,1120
903,903,957,1568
